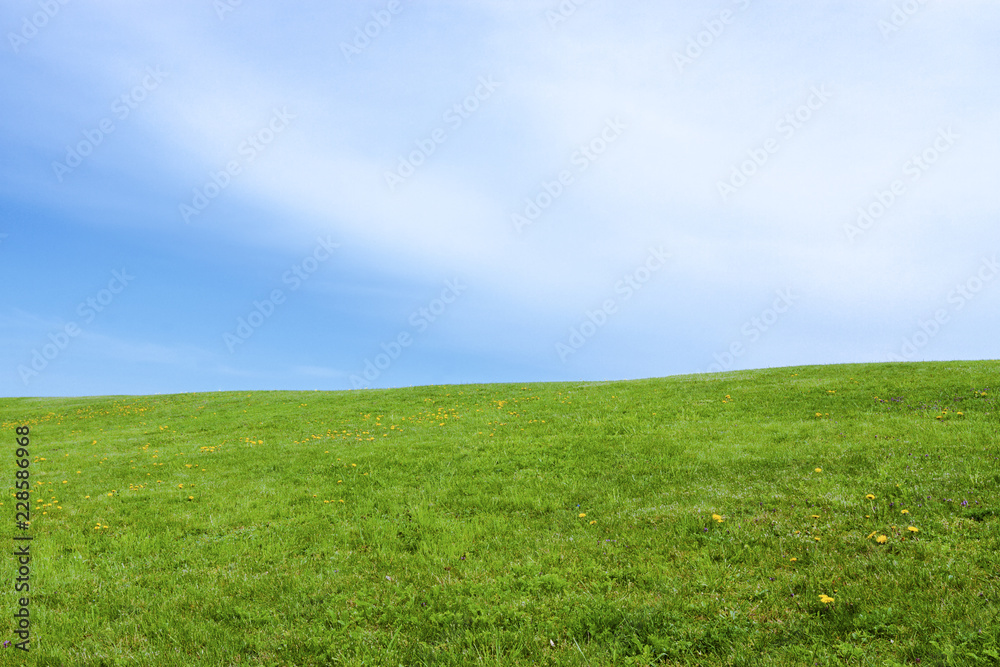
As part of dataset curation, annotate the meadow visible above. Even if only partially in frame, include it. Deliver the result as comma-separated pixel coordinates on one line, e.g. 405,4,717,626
1,360,998,666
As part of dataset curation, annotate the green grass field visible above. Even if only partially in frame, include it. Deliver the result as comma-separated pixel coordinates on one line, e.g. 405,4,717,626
2,360,998,666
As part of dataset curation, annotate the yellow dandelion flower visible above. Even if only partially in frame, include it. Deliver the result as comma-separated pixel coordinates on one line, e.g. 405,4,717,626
579,513,586,518
811,515,820,519
907,526,919,533
901,509,909,514
818,594,835,604
712,514,724,523
589,520,596,525
867,530,877,539
178,484,183,488
866,494,875,500
815,468,822,472
789,557,797,562
188,496,194,500
876,535,888,544
815,412,822,417
814,537,821,541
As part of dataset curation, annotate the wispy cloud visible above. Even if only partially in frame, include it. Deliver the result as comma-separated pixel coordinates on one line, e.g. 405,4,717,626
1,0,998,396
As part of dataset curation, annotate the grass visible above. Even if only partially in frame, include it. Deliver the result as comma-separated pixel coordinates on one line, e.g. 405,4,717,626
1,360,999,666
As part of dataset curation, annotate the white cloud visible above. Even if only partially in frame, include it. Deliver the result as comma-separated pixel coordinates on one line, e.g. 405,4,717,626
4,0,998,392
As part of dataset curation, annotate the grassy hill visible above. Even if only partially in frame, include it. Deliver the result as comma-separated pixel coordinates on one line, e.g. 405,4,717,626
2,360,998,666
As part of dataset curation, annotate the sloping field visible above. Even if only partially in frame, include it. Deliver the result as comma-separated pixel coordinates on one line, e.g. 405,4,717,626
2,360,998,666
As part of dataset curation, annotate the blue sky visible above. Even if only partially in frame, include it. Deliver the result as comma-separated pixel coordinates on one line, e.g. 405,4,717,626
2,0,998,397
